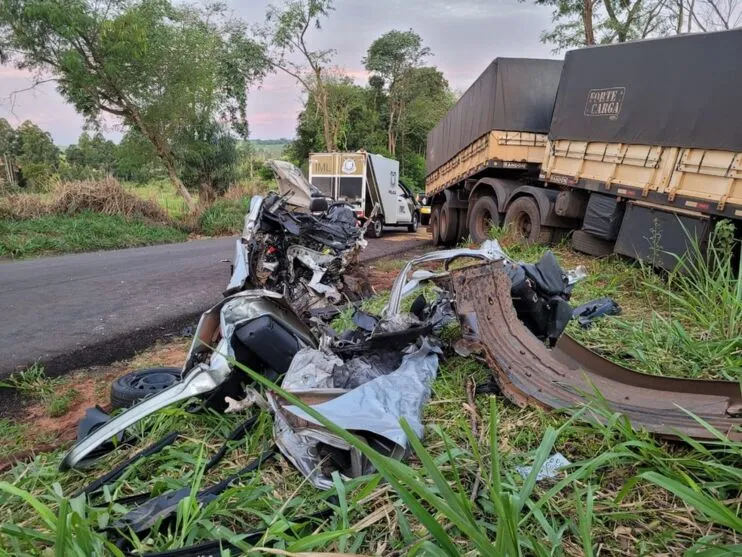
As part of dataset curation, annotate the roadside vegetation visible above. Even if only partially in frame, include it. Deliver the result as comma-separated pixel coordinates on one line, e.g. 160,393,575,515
0,232,739,554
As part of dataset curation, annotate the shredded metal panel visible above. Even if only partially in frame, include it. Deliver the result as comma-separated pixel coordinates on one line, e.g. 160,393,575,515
452,262,742,441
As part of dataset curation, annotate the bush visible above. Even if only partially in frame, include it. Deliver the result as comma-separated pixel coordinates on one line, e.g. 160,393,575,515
197,196,251,236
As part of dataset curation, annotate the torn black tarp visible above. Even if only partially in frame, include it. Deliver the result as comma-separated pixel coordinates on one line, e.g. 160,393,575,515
572,297,621,328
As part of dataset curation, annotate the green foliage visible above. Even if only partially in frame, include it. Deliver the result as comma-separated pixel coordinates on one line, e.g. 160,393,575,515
115,129,164,183
62,132,117,181
0,0,269,206
197,197,251,236
286,28,452,191
0,211,187,258
173,119,239,198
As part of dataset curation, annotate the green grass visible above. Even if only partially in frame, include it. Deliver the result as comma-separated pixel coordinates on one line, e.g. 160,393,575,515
0,211,188,259
0,364,80,420
197,197,251,236
125,178,190,219
2,352,741,555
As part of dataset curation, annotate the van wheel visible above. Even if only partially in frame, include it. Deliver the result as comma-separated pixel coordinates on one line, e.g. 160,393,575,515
440,202,460,245
469,196,501,243
504,197,552,245
430,206,442,246
408,212,419,233
369,217,383,239
572,230,614,257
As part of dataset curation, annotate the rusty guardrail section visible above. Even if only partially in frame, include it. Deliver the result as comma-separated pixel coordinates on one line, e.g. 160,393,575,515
452,262,742,441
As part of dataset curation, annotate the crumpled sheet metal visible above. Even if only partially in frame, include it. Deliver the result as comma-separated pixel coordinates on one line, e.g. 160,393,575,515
452,262,742,441
384,239,508,318
270,340,440,489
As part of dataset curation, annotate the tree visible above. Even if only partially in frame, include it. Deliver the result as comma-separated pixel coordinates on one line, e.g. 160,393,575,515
534,0,741,50
260,0,338,151
14,120,58,188
115,129,163,184
0,0,268,210
172,119,239,202
363,29,431,155
0,118,16,157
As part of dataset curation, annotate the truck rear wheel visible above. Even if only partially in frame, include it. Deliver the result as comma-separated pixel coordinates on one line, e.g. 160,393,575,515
369,217,383,239
504,196,552,245
430,206,442,246
440,202,460,245
572,230,614,257
469,196,501,243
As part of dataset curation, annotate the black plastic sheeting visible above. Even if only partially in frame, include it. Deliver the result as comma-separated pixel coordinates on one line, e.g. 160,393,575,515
425,58,563,175
550,29,742,151
582,193,625,241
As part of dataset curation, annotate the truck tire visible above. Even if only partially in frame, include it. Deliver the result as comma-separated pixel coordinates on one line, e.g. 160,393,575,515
440,201,460,245
430,206,442,246
369,217,383,239
407,212,419,233
468,196,500,243
572,229,615,257
504,196,553,245
111,367,181,409
457,209,469,243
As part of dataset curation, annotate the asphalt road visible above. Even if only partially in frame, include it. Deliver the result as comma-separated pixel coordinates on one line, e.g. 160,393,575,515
0,229,430,377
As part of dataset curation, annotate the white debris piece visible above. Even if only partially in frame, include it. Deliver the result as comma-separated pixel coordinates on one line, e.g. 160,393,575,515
516,452,571,481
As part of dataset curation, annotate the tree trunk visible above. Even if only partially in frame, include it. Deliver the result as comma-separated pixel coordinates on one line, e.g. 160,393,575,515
128,109,196,212
316,83,335,152
164,157,196,212
387,104,396,156
583,0,596,44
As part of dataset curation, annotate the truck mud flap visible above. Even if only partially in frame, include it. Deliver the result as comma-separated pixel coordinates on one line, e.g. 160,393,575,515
452,262,742,441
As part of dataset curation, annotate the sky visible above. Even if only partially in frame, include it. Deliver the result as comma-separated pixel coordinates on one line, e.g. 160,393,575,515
0,0,556,146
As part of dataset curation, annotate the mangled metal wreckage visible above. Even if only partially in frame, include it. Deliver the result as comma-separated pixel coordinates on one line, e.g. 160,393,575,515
59,196,742,548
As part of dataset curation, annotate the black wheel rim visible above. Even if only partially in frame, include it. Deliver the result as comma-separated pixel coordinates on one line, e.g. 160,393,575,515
476,209,492,239
514,213,532,239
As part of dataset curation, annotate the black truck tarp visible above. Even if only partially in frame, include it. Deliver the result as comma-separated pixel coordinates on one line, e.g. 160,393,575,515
549,29,742,152
425,58,563,176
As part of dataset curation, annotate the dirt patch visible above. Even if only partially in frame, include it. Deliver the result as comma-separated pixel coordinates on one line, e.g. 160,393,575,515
0,338,190,468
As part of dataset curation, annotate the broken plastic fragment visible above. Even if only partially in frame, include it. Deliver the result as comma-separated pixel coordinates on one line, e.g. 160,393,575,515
515,452,571,481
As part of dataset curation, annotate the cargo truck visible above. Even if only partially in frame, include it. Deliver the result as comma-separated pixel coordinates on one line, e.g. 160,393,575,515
309,151,420,238
425,30,742,269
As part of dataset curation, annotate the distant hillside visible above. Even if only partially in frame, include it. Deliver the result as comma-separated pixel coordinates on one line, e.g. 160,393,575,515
248,139,290,160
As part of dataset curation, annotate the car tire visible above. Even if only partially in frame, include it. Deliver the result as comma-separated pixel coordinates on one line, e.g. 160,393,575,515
440,201,460,245
504,196,552,245
369,217,383,239
572,229,615,257
430,205,442,246
407,212,419,233
111,367,182,409
420,212,430,226
468,196,501,243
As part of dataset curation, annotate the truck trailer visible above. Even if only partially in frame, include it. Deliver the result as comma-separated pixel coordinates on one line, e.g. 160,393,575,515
425,30,742,268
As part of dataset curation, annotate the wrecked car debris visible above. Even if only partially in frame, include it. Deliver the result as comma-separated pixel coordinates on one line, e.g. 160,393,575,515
269,339,440,489
452,261,742,441
61,290,315,470
572,296,621,328
516,452,571,481
224,161,377,316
